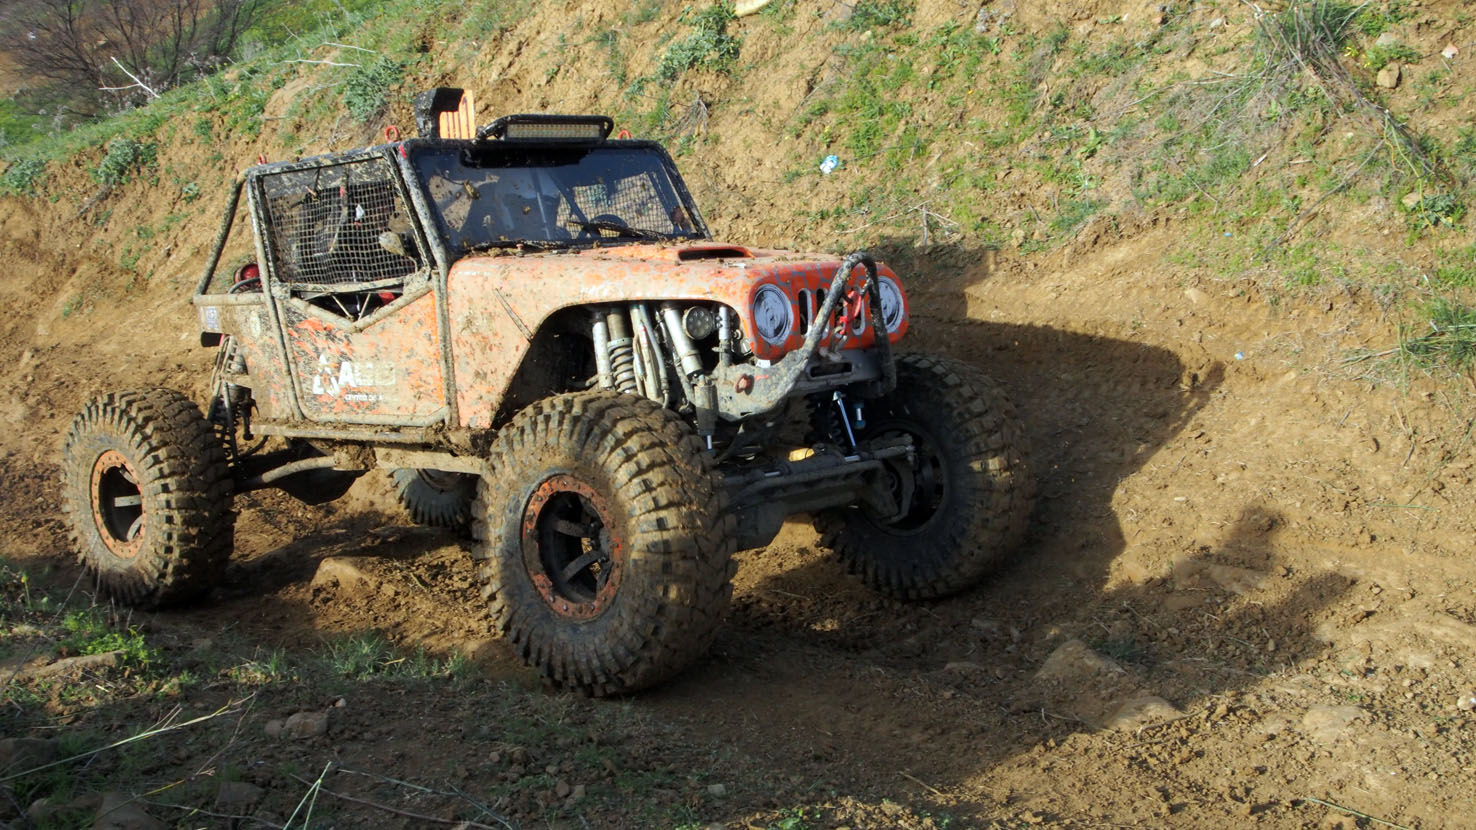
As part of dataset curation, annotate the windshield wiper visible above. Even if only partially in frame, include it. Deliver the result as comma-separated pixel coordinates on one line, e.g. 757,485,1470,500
469,238,572,253
570,220,667,241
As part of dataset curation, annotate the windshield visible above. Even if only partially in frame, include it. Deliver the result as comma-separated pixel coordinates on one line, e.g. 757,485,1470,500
408,143,705,256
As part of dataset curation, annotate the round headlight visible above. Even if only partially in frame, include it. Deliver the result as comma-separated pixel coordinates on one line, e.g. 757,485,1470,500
752,285,794,346
877,276,904,333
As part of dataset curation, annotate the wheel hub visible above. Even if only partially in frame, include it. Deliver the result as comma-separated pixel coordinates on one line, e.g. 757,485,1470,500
874,424,948,532
90,450,144,558
520,474,624,620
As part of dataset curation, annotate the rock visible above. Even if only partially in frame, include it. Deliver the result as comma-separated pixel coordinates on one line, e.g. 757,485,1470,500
281,711,330,739
1441,44,1458,60
1036,639,1125,681
310,557,372,592
23,651,122,680
1401,192,1423,210
0,737,61,774
1457,692,1476,712
1300,704,1365,742
1206,564,1265,595
1103,694,1184,731
707,783,727,797
944,661,986,673
216,781,264,810
92,793,166,830
263,719,284,738
734,0,774,16
1208,17,1225,29
1374,31,1399,48
1376,62,1402,89
571,783,587,800
554,780,572,799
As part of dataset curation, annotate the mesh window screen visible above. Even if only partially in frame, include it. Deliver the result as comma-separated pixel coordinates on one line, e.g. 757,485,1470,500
259,158,422,288
561,172,683,235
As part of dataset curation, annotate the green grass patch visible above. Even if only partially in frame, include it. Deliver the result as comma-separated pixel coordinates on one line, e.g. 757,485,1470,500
655,3,742,82
321,631,469,680
1398,298,1476,372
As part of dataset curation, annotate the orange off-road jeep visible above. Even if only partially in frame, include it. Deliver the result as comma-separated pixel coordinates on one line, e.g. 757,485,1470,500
62,92,1033,694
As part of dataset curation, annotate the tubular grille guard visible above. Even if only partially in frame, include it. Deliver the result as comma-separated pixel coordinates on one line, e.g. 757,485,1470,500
259,158,423,288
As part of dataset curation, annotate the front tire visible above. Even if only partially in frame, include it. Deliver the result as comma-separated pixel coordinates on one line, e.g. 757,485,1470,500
61,389,235,608
472,392,735,696
815,353,1033,600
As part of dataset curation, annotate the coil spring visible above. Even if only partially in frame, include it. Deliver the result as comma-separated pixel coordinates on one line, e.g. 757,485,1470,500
609,336,638,393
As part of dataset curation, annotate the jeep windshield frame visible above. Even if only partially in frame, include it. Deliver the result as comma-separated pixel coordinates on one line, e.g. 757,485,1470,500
403,139,710,260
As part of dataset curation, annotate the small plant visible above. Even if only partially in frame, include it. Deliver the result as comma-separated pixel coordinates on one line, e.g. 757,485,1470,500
1362,42,1420,71
1405,193,1466,229
61,608,156,668
655,3,741,81
0,157,46,197
767,807,814,830
840,0,911,30
228,650,291,686
342,57,403,121
95,138,156,187
181,181,200,202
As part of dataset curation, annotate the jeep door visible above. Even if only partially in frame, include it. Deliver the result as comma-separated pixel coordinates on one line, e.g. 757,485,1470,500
253,154,448,425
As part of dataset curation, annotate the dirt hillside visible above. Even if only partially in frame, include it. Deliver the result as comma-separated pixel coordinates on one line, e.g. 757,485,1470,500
2,1,1475,828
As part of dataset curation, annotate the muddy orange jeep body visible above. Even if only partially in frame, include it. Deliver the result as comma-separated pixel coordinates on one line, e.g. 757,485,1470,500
62,102,1032,694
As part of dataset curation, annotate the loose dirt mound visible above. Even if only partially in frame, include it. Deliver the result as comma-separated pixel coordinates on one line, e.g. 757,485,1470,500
3,1,1475,827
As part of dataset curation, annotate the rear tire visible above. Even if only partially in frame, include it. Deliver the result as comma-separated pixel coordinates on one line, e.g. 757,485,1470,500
472,392,735,696
61,389,235,608
391,468,476,529
815,353,1033,600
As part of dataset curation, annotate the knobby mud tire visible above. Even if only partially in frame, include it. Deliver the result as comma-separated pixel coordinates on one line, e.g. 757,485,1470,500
61,388,235,608
815,353,1034,600
391,468,477,529
471,392,736,696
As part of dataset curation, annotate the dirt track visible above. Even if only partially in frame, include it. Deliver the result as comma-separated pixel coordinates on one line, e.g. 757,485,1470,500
4,202,1474,826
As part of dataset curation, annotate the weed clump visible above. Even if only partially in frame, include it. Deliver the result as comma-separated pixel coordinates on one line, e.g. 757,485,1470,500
0,157,47,196
343,57,403,121
655,3,741,81
94,138,156,187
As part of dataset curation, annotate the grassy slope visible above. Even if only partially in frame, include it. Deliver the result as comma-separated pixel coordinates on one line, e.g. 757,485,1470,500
2,0,1472,369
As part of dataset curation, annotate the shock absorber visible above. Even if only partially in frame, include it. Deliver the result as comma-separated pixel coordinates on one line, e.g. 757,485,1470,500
605,308,637,394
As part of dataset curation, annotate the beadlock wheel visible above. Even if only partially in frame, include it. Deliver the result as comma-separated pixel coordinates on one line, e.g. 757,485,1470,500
62,389,235,608
520,474,625,620
89,449,145,559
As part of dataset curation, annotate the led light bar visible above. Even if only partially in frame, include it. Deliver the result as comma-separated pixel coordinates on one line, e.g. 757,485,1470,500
479,114,615,141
